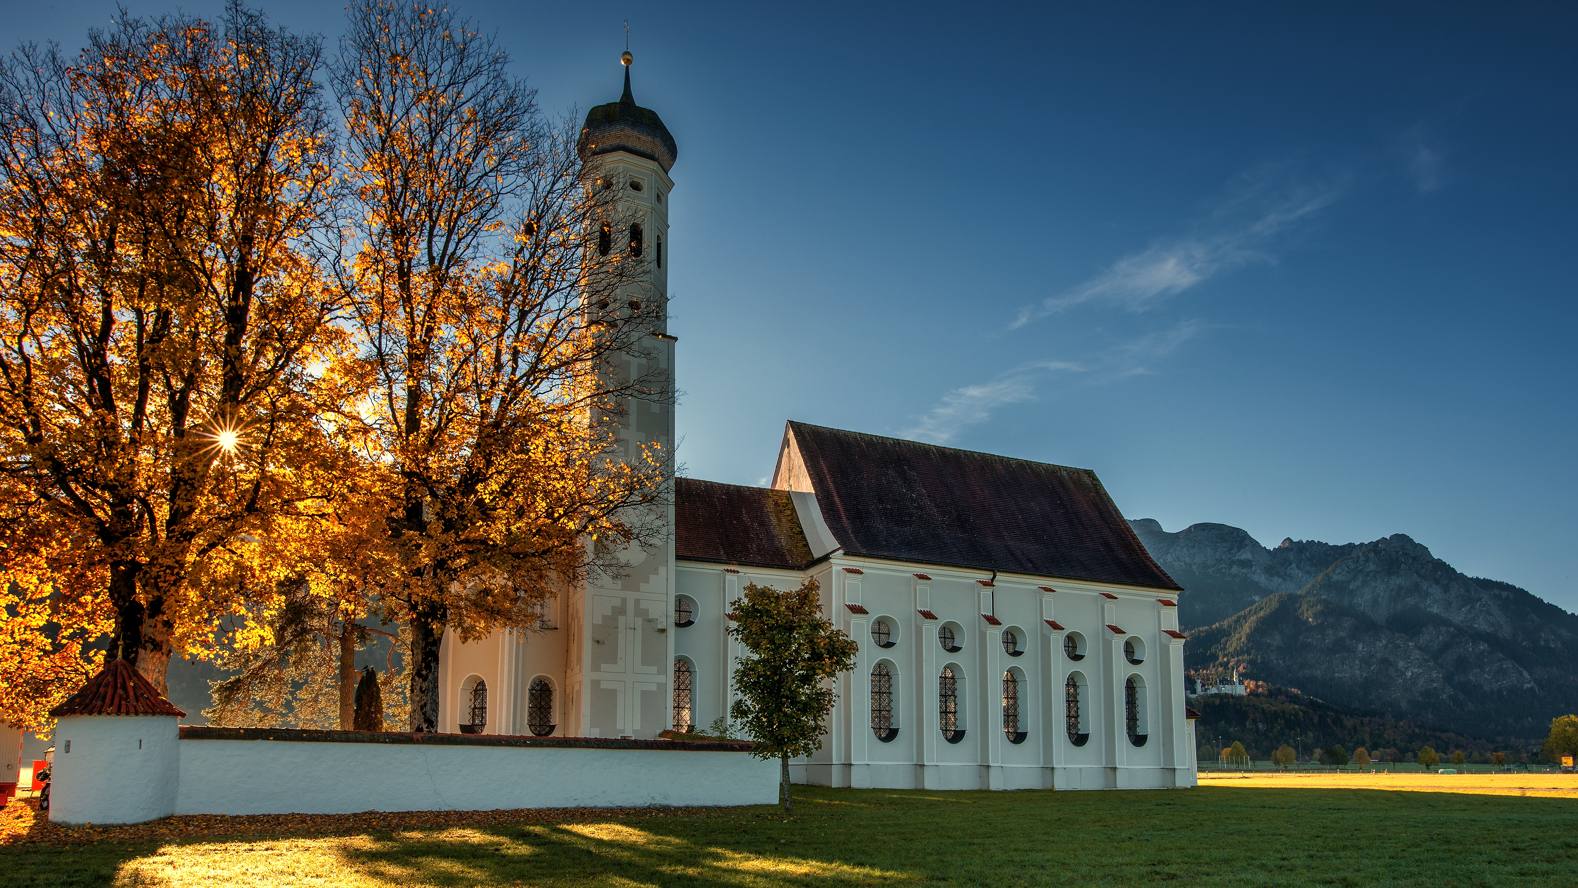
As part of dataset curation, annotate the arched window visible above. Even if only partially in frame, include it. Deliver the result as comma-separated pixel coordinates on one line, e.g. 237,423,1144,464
1064,631,1086,661
673,658,694,731
629,223,643,257
939,665,965,743
460,676,487,734
1126,675,1148,746
1002,627,1024,657
1002,669,1027,743
597,222,612,256
871,662,897,742
674,595,695,627
1065,673,1088,746
657,236,663,268
526,677,555,737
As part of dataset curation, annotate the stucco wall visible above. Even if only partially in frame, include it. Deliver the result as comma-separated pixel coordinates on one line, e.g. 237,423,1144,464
172,733,776,816
51,715,180,824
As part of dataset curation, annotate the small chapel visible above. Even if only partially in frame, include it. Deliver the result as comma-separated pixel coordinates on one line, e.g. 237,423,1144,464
438,52,1197,792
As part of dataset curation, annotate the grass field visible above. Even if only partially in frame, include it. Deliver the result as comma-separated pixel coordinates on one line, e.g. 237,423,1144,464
4,774,1578,886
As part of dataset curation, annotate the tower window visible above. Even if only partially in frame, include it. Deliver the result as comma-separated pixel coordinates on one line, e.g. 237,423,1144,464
657,236,663,268
597,222,611,256
526,677,555,737
629,178,644,192
629,223,643,258
673,658,694,731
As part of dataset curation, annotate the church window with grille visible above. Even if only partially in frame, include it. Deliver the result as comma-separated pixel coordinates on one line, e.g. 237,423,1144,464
1126,675,1148,746
939,666,965,743
1002,627,1023,657
673,658,694,731
871,662,897,742
939,623,961,653
1003,669,1027,743
1125,636,1146,665
461,677,487,734
526,677,555,737
871,617,896,649
1065,673,1088,746
674,595,695,627
1064,631,1086,661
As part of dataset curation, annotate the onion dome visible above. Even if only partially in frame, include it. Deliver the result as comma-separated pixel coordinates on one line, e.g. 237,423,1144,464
578,51,678,172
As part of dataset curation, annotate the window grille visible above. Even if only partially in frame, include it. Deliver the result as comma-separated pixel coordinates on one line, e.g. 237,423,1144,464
629,223,644,257
871,663,897,741
674,596,695,627
465,679,487,733
939,666,964,742
1065,675,1087,745
673,659,694,731
939,625,960,653
526,678,555,737
1125,637,1144,665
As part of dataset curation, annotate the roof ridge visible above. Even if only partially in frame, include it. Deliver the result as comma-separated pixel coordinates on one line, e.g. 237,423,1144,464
677,476,785,494
787,419,1097,475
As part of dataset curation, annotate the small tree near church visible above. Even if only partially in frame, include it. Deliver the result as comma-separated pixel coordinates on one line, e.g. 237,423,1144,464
729,579,858,813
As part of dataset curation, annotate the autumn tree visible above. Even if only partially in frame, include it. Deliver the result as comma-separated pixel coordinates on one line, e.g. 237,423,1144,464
0,3,341,709
728,579,858,813
1220,741,1250,768
1541,714,1578,765
1418,745,1440,770
1272,744,1296,769
332,0,667,731
1352,746,1371,767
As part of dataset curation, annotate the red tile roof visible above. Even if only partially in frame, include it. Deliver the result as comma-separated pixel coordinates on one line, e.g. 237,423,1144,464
1185,707,1202,720
1158,599,1178,607
1045,619,1066,631
981,613,1002,626
917,609,939,620
1038,586,1058,594
845,603,870,615
913,573,932,581
785,422,1181,592
674,478,813,570
1100,592,1120,600
1106,624,1126,635
842,567,865,575
1163,629,1187,640
50,660,185,718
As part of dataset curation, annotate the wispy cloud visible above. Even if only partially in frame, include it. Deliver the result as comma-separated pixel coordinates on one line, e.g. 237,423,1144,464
903,360,1085,445
903,322,1207,444
1010,173,1345,329
1402,129,1445,194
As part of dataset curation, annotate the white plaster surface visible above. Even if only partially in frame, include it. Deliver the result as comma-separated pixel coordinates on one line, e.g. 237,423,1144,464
50,715,179,824
173,739,777,815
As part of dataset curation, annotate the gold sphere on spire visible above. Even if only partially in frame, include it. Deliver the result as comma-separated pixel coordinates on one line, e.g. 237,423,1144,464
621,50,633,67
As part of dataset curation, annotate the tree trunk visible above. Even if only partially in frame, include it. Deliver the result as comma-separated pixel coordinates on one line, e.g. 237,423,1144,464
780,752,792,814
408,611,444,732
106,559,143,667
338,621,358,730
136,593,174,696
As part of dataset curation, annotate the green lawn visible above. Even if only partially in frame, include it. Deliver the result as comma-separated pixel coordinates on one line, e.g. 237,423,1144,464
4,784,1578,886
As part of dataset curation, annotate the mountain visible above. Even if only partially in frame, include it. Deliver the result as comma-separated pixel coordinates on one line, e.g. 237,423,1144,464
1131,519,1578,742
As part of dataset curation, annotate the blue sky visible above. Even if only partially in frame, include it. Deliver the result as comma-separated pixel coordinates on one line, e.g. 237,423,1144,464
9,1,1577,610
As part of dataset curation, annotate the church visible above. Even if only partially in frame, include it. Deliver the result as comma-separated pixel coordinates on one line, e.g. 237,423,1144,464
439,52,1197,792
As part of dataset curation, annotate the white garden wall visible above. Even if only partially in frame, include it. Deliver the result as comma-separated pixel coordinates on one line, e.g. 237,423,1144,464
50,722,776,824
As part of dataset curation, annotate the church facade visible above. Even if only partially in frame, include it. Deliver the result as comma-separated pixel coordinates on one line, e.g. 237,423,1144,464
438,54,1196,791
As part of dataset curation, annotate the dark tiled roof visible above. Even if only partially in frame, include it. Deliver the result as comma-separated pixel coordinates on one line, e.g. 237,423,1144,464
786,422,1181,592
675,478,813,570
50,659,186,718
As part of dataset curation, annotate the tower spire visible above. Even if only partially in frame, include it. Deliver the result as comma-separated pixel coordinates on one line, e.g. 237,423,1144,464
620,21,634,104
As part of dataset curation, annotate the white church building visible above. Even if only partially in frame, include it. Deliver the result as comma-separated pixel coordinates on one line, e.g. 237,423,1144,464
439,53,1197,792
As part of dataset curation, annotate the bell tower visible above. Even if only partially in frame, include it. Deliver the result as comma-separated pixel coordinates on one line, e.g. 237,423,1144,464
563,47,679,738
